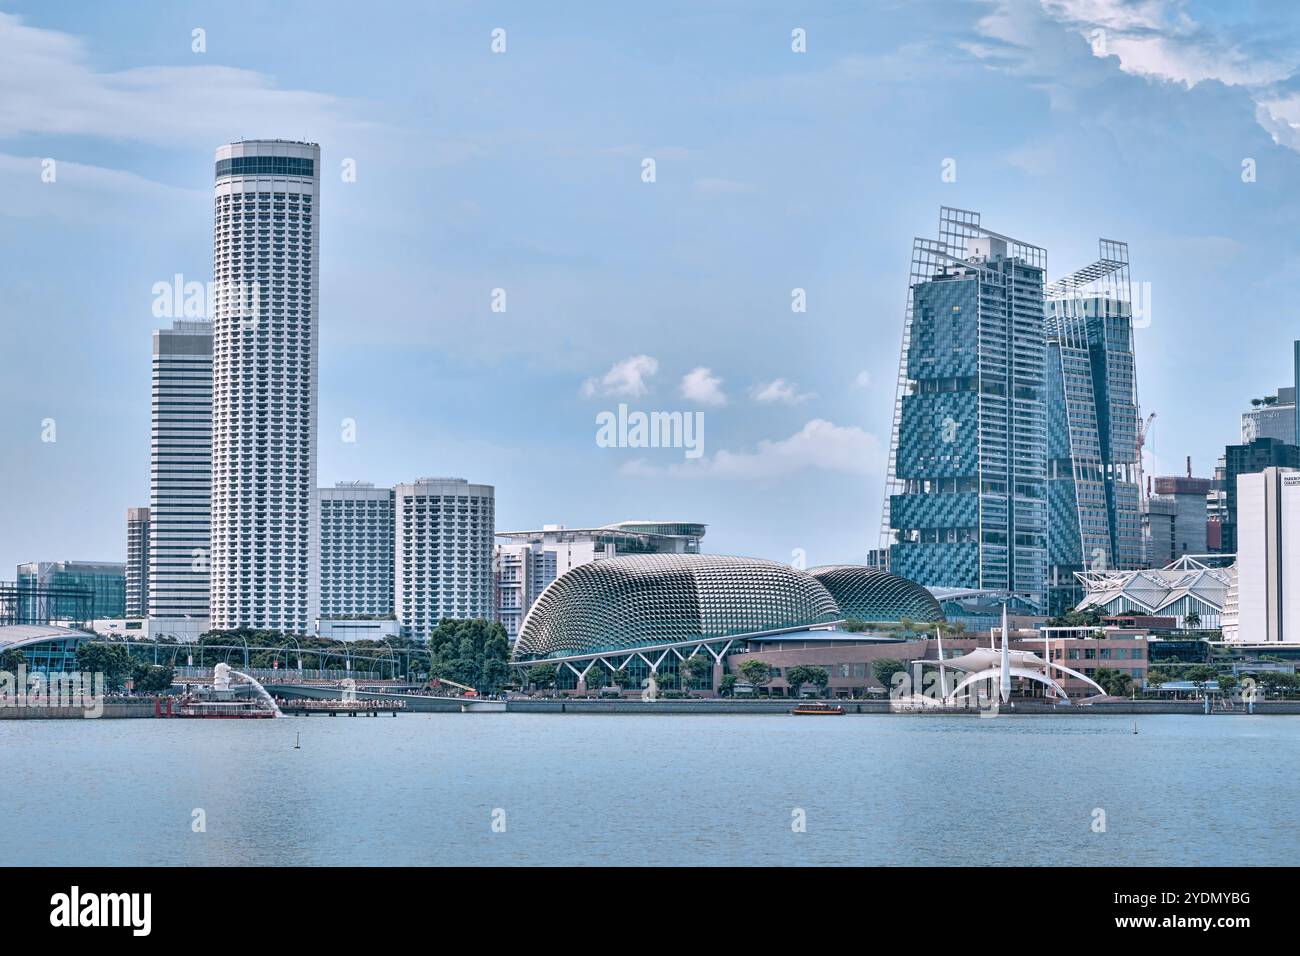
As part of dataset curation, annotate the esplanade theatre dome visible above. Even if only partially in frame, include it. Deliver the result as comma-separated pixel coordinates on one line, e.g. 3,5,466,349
513,555,841,660
511,554,942,661
808,565,943,625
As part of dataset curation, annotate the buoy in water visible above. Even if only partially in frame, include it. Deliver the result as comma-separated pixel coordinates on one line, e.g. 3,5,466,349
1133,721,1138,734
294,732,301,750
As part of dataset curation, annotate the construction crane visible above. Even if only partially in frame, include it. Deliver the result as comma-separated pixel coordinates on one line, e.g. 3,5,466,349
1136,411,1156,503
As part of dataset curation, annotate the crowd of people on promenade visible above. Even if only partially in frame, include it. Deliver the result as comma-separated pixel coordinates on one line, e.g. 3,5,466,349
273,697,406,710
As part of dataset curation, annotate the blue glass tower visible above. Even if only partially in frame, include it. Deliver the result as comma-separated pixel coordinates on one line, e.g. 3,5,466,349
882,208,1048,610
1043,241,1142,614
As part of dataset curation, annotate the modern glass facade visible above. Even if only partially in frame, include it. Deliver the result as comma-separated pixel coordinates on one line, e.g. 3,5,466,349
1044,240,1142,614
513,555,843,661
16,561,125,620
808,565,943,624
883,208,1048,611
1221,437,1300,553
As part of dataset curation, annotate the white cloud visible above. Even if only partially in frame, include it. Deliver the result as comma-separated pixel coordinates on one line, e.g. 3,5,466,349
0,12,371,147
680,367,727,406
970,0,1300,152
751,378,815,404
851,370,872,389
0,153,204,223
582,355,658,398
623,419,880,480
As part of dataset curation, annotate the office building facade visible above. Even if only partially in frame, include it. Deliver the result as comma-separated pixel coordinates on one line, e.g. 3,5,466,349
17,561,126,621
1220,437,1300,554
1235,467,1300,643
1242,387,1296,445
317,482,395,621
1145,475,1212,565
148,319,212,631
494,542,558,642
208,140,321,634
125,507,150,617
1043,240,1142,613
883,208,1049,610
395,478,495,639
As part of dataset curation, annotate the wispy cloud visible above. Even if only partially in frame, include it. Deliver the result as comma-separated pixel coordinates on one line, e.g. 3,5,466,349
751,378,815,404
0,12,372,147
582,355,659,398
680,366,727,406
622,419,880,479
970,0,1300,152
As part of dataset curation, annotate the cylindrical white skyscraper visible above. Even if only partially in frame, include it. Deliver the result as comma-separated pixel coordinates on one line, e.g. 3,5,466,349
209,140,320,634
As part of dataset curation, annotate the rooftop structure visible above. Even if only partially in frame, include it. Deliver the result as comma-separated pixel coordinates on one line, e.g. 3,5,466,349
1074,556,1234,630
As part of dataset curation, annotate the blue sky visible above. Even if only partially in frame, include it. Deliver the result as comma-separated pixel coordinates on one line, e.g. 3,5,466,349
3,0,1300,577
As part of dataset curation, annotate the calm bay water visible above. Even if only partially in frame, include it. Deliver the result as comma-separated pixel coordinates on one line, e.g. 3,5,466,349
3,713,1296,866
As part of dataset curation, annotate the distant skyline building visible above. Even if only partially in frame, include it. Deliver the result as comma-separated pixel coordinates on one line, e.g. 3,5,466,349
494,520,706,639
1146,475,1212,565
1235,466,1300,643
882,207,1049,611
148,319,212,635
1241,385,1296,445
125,507,150,617
17,560,126,621
1043,240,1142,613
1220,437,1300,554
317,482,395,622
208,140,321,635
494,542,558,642
395,478,495,639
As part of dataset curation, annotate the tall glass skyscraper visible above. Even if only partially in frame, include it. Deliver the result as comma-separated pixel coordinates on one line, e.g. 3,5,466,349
1044,240,1142,614
209,141,320,634
149,319,212,632
882,208,1048,610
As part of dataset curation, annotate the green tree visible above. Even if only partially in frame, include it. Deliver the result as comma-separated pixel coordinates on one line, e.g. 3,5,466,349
1184,610,1201,628
738,659,773,696
807,665,830,695
583,661,608,693
0,647,27,674
75,642,132,692
425,618,512,693
1184,664,1217,698
784,664,816,698
1217,673,1238,696
1046,607,1103,628
872,658,909,695
131,662,175,694
680,653,714,691
527,663,558,692
718,674,738,697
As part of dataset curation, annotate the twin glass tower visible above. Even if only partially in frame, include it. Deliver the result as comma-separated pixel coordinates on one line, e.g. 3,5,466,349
881,208,1140,614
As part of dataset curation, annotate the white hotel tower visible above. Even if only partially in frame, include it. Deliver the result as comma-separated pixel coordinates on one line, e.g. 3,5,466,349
209,140,320,634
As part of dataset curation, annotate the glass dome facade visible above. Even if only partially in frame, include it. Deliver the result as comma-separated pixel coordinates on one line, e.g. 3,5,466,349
807,565,943,624
513,555,841,660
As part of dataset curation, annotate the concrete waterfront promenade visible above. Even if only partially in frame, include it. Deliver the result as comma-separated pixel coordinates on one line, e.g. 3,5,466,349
7,692,1300,718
